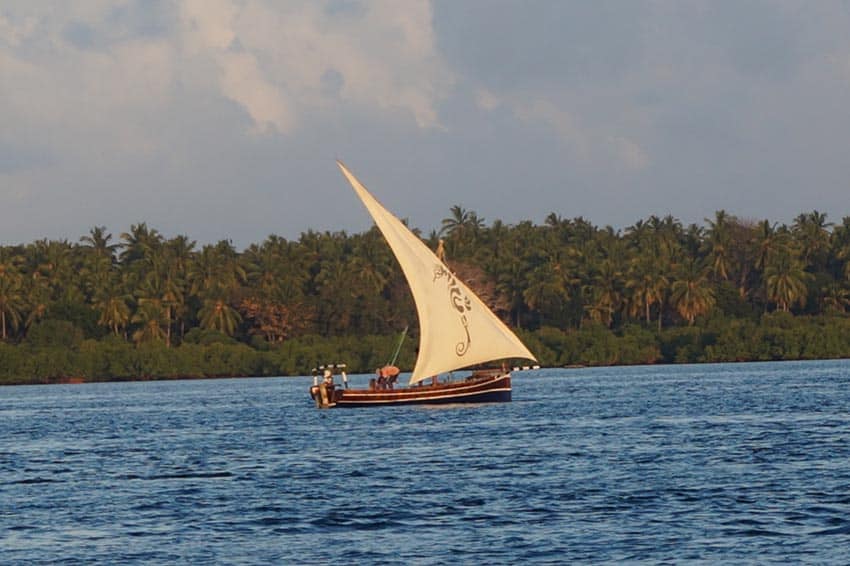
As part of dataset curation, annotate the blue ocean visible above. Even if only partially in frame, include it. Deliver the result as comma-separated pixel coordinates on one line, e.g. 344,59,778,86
3,360,850,564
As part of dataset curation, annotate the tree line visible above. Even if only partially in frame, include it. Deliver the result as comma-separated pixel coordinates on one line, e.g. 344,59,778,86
2,208,850,383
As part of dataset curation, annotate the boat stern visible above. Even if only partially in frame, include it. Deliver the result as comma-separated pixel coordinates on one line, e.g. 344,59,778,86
310,382,339,408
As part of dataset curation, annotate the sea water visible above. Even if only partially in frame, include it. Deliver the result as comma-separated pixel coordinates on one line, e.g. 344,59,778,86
2,360,850,564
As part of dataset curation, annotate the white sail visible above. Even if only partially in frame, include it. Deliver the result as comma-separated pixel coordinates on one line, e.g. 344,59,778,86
337,161,537,385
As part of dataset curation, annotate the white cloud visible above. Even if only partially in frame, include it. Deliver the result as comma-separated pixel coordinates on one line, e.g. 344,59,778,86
1,0,453,144
1,6,177,161
221,50,295,134
0,0,457,242
0,12,35,47
180,0,237,50
178,0,293,133
177,0,452,133
4,0,850,245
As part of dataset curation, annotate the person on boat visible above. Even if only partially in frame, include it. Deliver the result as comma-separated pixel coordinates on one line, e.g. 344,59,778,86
376,365,400,389
386,371,398,389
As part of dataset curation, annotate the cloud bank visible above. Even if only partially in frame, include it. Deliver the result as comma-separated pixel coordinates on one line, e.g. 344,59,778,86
2,1,850,246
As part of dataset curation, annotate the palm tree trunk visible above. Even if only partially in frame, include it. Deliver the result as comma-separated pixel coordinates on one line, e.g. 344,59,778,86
657,303,662,332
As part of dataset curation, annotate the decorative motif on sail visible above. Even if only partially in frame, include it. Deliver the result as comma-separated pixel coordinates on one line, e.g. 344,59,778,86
433,264,471,356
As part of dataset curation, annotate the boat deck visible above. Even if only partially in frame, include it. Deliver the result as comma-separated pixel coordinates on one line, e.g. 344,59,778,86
312,373,511,408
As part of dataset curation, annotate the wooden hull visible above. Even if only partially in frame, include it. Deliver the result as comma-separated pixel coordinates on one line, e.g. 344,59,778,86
310,374,511,408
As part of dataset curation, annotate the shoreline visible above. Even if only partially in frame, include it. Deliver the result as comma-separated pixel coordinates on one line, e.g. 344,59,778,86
1,373,264,387
3,356,846,387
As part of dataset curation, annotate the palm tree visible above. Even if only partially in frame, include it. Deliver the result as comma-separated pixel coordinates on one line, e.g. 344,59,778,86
131,299,168,344
625,218,650,250
584,258,623,328
349,228,392,296
164,235,195,340
119,222,163,266
764,250,809,312
648,214,684,260
314,260,354,335
495,257,529,329
350,254,388,295
704,210,733,281
670,258,715,325
584,287,618,327
754,220,789,272
96,291,131,337
80,226,118,261
623,216,677,329
0,268,25,340
189,241,245,298
80,226,118,259
523,263,568,325
792,210,832,270
625,256,668,325
440,205,485,237
831,216,850,282
137,269,180,347
25,272,51,329
80,226,118,300
198,297,242,336
440,205,485,258
26,239,80,303
821,281,850,314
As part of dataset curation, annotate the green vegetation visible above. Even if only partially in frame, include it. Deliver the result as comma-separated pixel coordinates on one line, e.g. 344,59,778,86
2,209,850,384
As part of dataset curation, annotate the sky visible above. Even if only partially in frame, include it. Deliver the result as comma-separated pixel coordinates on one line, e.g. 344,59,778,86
2,1,850,248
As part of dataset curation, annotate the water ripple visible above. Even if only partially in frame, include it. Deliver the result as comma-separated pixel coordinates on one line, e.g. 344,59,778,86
3,361,850,563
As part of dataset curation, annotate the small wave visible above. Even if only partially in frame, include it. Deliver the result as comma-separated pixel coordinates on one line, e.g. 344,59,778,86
271,525,310,535
308,510,407,531
122,471,234,480
722,517,765,527
253,504,285,513
726,527,788,537
151,471,234,479
813,524,850,535
252,516,288,526
8,477,62,485
132,501,166,512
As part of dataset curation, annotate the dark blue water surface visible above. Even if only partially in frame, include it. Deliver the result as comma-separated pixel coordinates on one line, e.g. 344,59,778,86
3,360,850,564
